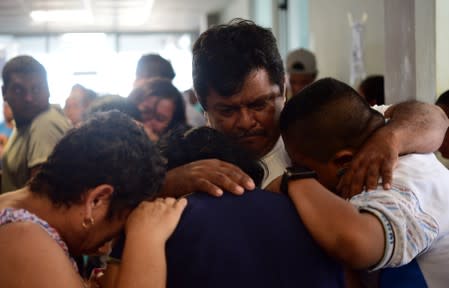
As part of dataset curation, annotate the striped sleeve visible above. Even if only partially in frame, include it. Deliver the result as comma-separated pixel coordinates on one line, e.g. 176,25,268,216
350,186,439,270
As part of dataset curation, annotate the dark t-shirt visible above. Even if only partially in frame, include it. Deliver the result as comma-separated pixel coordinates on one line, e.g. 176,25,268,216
111,189,344,288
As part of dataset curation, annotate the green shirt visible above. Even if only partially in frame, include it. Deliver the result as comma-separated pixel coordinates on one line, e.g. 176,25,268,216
1,106,71,193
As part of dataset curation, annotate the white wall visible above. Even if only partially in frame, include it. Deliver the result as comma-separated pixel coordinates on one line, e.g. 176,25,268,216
252,0,273,28
287,0,309,51
309,0,385,85
219,0,251,24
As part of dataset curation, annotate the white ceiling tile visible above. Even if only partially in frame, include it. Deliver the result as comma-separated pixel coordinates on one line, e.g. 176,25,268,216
0,0,228,33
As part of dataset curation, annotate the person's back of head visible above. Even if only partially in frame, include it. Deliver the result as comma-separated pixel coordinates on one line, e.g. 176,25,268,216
29,110,164,219
192,18,285,110
358,75,385,106
135,54,175,83
280,77,385,163
286,48,318,95
158,126,264,187
83,94,142,122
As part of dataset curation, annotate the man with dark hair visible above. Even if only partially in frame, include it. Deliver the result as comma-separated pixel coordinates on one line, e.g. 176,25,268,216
278,78,449,287
435,90,449,168
134,54,175,87
1,55,71,193
161,19,448,199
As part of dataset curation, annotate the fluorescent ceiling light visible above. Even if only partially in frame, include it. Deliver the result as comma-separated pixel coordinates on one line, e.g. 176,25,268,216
120,0,154,26
30,10,93,23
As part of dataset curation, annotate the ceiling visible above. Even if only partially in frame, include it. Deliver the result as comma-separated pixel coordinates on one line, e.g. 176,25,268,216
0,0,228,34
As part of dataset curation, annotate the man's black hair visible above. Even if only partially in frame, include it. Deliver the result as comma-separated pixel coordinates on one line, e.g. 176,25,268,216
159,126,265,187
280,78,384,162
136,54,175,80
192,18,285,110
30,110,165,218
2,55,47,89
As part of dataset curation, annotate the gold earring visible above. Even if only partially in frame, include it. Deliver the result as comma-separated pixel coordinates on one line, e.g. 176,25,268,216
82,217,95,229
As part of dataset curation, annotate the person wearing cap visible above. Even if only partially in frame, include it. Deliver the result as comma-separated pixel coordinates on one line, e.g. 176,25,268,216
286,48,318,96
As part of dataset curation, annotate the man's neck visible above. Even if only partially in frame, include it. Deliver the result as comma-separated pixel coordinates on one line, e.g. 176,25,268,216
14,119,32,129
15,106,50,129
259,136,281,160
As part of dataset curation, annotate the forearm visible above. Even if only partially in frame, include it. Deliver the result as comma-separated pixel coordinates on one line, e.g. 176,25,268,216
287,179,384,268
114,230,166,288
384,101,449,154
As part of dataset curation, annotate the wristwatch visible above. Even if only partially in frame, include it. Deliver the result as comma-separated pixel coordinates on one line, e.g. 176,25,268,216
281,166,317,195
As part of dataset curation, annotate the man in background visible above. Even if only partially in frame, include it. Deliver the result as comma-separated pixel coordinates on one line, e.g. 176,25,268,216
286,48,318,96
134,53,175,87
1,55,71,193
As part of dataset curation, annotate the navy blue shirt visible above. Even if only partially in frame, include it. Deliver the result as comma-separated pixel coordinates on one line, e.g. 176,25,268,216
111,189,344,288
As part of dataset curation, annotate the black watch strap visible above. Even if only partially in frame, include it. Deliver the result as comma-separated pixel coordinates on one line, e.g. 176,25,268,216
280,166,317,195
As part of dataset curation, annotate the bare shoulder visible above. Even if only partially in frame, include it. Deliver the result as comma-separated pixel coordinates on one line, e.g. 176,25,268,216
0,222,84,288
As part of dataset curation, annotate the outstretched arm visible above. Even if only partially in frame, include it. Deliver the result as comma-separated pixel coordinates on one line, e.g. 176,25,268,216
338,101,449,197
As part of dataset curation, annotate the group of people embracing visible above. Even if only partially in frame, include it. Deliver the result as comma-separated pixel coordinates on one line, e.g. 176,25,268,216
1,19,449,288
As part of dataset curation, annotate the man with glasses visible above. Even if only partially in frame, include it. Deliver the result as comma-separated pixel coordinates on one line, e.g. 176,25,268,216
161,19,448,197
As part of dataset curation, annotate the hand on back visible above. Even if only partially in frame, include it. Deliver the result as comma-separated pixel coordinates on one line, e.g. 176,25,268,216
162,159,256,197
